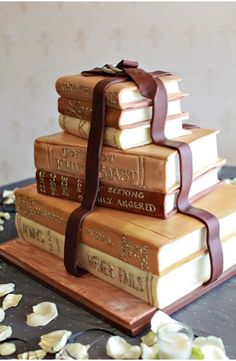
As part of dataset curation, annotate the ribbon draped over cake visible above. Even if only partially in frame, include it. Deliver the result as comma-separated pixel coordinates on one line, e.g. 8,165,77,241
64,60,223,285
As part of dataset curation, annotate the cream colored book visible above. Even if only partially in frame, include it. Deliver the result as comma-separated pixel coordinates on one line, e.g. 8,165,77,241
58,114,191,150
16,214,236,308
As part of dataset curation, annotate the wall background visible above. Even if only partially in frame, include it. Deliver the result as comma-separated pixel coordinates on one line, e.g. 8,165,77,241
1,2,236,185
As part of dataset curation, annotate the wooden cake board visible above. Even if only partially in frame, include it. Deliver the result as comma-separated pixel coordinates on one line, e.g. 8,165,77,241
1,239,236,336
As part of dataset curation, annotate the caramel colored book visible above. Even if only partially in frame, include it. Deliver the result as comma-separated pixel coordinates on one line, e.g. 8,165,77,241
34,128,220,193
16,213,236,308
36,161,223,218
56,73,184,109
15,183,236,276
58,96,188,128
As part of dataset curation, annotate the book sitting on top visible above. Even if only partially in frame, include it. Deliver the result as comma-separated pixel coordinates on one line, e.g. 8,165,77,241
56,73,185,110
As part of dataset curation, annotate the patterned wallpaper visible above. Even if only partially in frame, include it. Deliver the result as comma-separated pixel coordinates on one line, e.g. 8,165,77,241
1,2,236,185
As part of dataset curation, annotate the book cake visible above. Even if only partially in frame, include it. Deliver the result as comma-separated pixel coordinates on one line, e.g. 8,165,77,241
14,60,236,314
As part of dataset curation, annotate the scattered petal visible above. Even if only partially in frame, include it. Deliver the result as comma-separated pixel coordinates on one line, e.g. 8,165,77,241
39,330,72,353
0,342,16,356
55,343,90,359
106,336,141,359
26,302,58,327
17,349,47,360
0,219,4,225
2,294,22,310
0,226,3,232
141,342,159,359
0,308,5,322
193,335,225,351
199,345,228,359
141,331,157,346
150,310,175,333
0,283,15,298
2,190,15,199
0,212,11,220
0,325,12,341
3,198,15,205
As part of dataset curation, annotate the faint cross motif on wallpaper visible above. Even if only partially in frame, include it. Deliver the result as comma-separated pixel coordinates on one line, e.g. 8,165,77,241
24,76,40,101
110,27,123,51
9,120,24,141
38,32,53,56
0,34,15,57
182,25,198,49
219,111,233,133
56,2,65,10
74,30,89,52
146,26,162,48
204,68,216,93
219,23,233,48
18,2,29,12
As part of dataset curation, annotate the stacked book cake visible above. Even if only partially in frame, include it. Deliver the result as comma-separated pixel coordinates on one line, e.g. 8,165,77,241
15,63,236,310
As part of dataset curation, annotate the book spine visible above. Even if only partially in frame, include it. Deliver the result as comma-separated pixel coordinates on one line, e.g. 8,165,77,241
34,139,168,193
36,169,167,218
58,114,140,150
15,190,161,274
16,213,156,305
56,77,151,109
58,97,122,128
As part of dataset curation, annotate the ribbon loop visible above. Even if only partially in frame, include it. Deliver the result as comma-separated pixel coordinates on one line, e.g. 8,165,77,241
116,59,138,69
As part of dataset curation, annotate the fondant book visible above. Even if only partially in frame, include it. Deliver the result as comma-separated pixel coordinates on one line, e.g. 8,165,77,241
36,161,223,218
58,114,190,149
56,73,183,109
34,128,220,193
16,213,236,308
58,96,187,127
15,183,236,276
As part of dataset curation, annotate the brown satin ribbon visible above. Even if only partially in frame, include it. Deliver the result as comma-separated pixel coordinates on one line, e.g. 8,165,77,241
64,60,223,284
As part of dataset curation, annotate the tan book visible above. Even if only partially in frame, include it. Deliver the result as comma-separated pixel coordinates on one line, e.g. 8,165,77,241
58,96,188,128
36,161,223,218
58,114,191,150
15,183,236,276
16,213,236,308
56,73,185,110
34,128,219,193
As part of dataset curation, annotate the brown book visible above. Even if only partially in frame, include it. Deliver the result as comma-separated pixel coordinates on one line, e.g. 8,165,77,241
15,183,236,276
58,96,188,129
36,162,223,219
56,73,185,110
34,128,220,193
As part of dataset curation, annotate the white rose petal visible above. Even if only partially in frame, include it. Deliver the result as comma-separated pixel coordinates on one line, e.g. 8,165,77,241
17,349,47,359
2,190,16,199
150,310,176,333
2,294,22,310
0,308,5,322
0,283,15,297
0,342,16,356
106,336,141,359
39,330,72,353
200,345,229,359
0,325,12,341
55,343,90,359
193,335,225,352
26,302,58,327
141,342,159,359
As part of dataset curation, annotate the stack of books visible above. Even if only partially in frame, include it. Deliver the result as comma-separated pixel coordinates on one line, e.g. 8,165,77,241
15,67,236,310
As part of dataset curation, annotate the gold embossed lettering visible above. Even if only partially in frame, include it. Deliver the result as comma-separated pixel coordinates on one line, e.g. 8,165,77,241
118,267,144,292
87,253,115,278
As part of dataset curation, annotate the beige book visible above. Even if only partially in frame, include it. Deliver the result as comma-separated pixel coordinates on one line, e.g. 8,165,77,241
58,114,191,150
34,128,219,193
16,214,236,308
56,73,185,110
15,183,236,275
